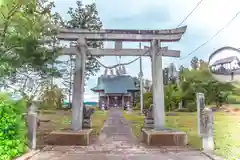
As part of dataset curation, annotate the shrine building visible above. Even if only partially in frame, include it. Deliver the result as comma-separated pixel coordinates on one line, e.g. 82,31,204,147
91,66,139,108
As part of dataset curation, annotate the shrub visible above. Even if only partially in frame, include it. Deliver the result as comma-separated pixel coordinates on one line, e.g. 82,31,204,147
0,94,28,160
174,108,189,112
133,103,140,110
186,101,197,112
227,95,240,104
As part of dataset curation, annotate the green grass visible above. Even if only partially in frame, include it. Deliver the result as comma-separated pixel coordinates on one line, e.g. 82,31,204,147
123,111,240,160
37,109,108,147
91,110,109,135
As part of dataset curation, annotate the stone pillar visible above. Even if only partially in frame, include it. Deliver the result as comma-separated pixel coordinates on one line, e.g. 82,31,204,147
71,39,86,131
196,93,214,152
27,103,38,150
202,108,214,152
151,40,165,130
196,92,205,136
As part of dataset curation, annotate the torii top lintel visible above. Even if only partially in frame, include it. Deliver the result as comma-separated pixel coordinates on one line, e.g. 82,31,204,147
57,26,187,42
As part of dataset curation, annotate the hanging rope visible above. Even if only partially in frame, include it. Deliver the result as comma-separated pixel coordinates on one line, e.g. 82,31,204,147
87,47,151,69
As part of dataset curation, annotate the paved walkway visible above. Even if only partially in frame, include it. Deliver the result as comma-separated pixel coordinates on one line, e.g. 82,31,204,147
31,108,211,160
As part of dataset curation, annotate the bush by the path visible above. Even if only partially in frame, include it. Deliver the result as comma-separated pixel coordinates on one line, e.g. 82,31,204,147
0,94,28,160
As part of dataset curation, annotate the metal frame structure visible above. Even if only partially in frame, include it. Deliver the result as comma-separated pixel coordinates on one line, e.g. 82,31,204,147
58,26,187,131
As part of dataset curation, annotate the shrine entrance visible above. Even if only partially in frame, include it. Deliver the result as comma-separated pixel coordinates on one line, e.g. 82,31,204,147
110,96,121,108
58,26,187,132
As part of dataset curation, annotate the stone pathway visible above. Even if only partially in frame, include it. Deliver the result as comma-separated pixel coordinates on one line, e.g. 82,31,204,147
30,108,211,160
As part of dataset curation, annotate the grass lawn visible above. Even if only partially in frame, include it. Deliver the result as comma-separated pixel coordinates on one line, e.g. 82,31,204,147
123,111,240,160
37,109,108,148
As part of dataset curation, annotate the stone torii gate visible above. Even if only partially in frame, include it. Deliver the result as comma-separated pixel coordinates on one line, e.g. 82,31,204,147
58,26,187,132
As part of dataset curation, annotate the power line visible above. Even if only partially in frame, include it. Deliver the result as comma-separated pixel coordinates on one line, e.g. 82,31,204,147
169,0,204,66
180,11,240,60
177,0,204,27
98,0,205,69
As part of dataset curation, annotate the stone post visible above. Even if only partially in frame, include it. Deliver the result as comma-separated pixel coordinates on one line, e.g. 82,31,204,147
101,101,105,110
196,92,205,136
151,40,165,129
196,93,214,152
27,102,38,150
127,101,132,112
71,38,86,131
202,108,214,152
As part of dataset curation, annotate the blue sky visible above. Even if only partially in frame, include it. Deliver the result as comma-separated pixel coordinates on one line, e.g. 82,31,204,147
53,0,240,102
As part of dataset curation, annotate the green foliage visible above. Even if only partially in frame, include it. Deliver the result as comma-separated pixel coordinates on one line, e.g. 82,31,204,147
0,0,61,77
143,92,152,109
58,1,103,81
190,56,199,70
0,94,27,160
135,59,237,112
179,66,234,109
164,84,182,112
227,95,240,104
40,85,65,109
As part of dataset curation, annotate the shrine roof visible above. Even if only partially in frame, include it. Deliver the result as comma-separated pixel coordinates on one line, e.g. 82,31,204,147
91,75,139,94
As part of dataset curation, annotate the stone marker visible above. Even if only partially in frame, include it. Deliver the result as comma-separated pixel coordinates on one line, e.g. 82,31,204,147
202,108,214,152
27,103,38,150
196,92,205,136
101,103,105,111
126,101,132,112
144,104,154,129
196,93,214,152
82,105,94,129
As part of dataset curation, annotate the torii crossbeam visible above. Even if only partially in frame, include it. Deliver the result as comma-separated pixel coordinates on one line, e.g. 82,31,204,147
58,26,187,132
62,47,180,57
57,26,187,42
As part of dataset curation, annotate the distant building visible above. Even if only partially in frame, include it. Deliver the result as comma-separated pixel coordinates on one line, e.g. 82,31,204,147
91,66,139,108
209,47,240,75
210,56,240,74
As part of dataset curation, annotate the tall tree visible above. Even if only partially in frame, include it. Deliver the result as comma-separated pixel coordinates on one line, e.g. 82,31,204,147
0,0,61,76
191,56,199,70
168,63,177,84
60,1,103,81
199,59,208,70
0,0,63,106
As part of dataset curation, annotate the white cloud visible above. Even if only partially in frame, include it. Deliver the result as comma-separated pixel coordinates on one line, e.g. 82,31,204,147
55,0,240,101
84,93,98,102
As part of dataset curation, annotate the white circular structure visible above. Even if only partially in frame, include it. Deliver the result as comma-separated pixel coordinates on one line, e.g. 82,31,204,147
208,46,240,83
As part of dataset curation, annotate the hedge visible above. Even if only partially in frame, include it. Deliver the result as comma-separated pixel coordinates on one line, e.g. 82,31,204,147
0,94,28,160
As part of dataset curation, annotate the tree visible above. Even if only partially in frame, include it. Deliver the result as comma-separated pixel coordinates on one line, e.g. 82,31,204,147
164,84,182,112
0,0,62,77
0,64,60,106
58,55,75,106
40,84,65,109
163,68,169,85
191,56,199,70
199,59,208,70
179,65,185,81
58,1,103,81
0,0,65,107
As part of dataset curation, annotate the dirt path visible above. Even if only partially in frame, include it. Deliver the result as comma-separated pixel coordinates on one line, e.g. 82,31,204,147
30,108,211,160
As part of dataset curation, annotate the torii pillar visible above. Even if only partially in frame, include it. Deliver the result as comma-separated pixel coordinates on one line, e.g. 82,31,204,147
71,38,86,131
151,40,165,129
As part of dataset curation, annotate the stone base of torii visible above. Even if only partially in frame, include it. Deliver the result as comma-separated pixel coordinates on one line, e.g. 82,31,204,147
50,26,188,146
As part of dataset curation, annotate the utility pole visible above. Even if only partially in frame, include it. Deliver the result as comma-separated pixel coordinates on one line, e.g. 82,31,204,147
69,55,73,108
139,43,144,113
176,70,183,109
